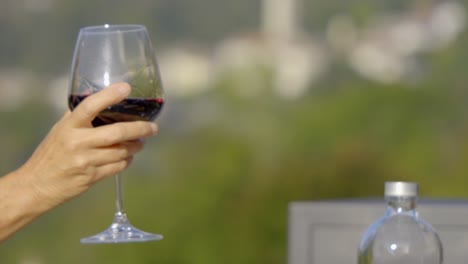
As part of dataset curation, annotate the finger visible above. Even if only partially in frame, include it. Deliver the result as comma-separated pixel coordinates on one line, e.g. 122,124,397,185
89,140,144,165
69,83,131,127
93,157,134,182
88,121,158,147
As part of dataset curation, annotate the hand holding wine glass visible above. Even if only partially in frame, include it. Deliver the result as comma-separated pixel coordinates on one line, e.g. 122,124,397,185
68,24,165,243
0,83,158,243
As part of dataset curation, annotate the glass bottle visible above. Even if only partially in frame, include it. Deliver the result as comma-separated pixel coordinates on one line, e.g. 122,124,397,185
358,181,443,264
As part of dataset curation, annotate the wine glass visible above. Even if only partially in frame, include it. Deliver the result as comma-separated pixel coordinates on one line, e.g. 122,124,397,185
68,24,164,244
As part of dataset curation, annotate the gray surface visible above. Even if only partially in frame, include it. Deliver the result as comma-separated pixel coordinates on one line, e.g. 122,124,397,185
288,199,468,264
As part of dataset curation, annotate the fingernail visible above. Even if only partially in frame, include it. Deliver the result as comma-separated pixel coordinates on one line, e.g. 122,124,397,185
116,84,130,94
150,123,158,135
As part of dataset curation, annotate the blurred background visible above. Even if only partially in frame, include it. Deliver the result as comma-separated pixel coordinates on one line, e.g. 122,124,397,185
1,0,468,263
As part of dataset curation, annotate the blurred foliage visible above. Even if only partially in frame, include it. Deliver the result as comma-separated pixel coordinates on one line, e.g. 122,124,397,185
2,0,468,263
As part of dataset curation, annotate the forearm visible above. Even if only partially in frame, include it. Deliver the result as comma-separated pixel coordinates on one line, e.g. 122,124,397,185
0,169,52,243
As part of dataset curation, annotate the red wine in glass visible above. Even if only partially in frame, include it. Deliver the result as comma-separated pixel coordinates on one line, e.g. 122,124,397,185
68,95,164,127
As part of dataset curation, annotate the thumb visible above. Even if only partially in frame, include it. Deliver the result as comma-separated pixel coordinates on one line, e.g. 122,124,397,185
69,83,131,127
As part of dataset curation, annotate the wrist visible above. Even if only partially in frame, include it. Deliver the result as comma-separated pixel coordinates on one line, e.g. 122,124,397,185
0,169,50,241
15,165,64,213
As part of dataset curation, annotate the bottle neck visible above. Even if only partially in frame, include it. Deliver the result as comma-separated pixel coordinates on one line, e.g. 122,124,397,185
385,195,418,216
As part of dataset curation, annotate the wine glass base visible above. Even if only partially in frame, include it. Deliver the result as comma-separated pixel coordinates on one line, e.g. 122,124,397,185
80,213,163,244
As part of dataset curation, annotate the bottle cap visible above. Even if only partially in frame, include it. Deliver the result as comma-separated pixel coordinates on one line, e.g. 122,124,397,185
384,181,418,197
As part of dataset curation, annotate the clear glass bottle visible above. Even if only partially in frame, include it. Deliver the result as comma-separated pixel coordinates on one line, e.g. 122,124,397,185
358,182,443,264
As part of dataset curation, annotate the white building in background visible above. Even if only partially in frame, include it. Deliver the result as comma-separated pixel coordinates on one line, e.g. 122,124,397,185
213,0,329,99
271,36,328,99
47,76,69,114
428,1,467,49
0,69,34,111
157,45,213,98
343,1,466,84
261,0,299,41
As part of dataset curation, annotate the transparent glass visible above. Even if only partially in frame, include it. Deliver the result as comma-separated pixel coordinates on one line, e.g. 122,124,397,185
358,196,443,264
68,24,164,244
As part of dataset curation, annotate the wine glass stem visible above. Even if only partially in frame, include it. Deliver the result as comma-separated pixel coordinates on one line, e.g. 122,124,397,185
114,174,126,215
